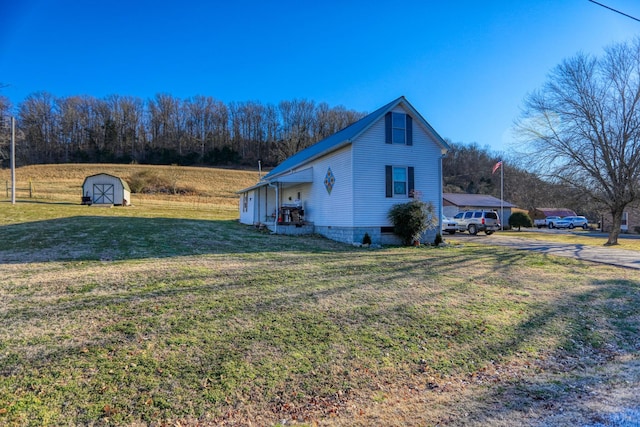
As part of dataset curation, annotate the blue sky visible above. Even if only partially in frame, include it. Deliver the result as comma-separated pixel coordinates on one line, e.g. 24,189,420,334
1,0,639,153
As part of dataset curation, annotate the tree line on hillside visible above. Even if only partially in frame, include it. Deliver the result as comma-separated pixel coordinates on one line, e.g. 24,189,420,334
0,92,365,167
0,94,11,163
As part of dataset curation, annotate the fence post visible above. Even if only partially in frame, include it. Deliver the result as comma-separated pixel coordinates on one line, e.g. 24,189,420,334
29,179,33,198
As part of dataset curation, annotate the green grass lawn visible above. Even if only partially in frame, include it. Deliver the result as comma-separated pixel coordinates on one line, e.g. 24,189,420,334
1,200,639,426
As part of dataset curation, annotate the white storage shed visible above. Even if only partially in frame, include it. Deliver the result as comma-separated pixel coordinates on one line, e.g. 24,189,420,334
82,173,131,206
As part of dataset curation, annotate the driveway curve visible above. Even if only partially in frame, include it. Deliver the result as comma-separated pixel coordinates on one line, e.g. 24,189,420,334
447,233,640,270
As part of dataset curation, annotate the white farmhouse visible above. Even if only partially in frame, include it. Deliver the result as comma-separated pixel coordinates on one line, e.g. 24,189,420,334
237,97,450,245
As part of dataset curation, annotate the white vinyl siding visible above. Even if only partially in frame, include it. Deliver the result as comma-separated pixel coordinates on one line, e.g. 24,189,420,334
238,190,256,225
353,106,442,227
304,145,353,227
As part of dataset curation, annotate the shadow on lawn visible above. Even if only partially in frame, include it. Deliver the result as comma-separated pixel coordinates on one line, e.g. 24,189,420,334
0,215,350,264
1,199,79,205
453,275,640,426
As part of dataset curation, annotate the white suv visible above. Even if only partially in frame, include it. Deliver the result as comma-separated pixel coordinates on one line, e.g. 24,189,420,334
453,210,501,235
555,216,589,230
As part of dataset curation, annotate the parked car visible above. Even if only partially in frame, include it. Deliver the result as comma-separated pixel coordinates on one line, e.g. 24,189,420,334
534,215,562,229
442,215,457,235
452,210,500,235
555,216,589,230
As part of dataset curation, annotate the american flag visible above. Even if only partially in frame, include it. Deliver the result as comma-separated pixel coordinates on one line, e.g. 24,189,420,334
492,160,503,174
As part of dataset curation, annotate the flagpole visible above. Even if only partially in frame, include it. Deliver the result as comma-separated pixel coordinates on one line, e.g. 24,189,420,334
500,161,504,231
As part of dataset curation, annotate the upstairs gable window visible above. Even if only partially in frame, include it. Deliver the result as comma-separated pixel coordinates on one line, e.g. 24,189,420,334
392,113,406,144
385,112,413,145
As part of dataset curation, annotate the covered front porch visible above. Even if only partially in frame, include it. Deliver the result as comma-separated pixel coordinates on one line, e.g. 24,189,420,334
238,167,314,235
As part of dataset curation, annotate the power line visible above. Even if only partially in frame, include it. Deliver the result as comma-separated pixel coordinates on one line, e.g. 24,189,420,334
588,0,640,23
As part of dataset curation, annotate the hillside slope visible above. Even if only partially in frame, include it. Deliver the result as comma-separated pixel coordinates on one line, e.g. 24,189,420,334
0,164,260,209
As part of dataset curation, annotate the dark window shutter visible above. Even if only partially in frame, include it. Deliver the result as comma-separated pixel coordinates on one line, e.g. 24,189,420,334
406,115,413,146
408,167,415,198
385,165,393,197
385,112,392,144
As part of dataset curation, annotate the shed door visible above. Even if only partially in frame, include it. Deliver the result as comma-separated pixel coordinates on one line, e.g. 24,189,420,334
93,184,114,204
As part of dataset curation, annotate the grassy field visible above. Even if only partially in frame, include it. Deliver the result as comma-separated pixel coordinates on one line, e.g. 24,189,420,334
1,165,639,426
0,163,260,213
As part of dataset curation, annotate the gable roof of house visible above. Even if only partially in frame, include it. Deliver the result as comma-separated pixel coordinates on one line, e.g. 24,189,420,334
262,96,449,181
443,193,515,208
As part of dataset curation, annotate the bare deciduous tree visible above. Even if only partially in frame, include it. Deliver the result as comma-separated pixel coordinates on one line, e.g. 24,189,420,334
276,99,316,161
0,95,12,163
19,92,58,163
148,93,182,153
517,38,640,245
107,95,144,161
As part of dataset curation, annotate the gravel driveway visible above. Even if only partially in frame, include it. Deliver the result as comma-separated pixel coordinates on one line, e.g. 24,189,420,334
447,232,640,270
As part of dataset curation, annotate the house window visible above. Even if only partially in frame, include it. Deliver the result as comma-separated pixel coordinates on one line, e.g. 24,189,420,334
393,167,407,195
242,194,249,212
392,113,406,144
385,165,415,198
385,112,413,145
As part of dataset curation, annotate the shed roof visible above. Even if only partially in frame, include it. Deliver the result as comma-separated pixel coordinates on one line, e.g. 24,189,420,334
443,193,515,208
82,173,131,192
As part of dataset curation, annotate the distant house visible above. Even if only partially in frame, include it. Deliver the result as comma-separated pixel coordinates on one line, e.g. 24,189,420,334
599,205,640,234
82,173,131,206
443,193,515,225
531,207,640,234
237,96,450,245
528,207,577,220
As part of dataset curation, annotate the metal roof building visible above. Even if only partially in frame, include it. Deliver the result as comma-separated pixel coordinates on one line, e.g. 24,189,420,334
443,193,516,225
